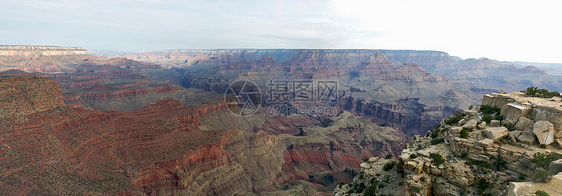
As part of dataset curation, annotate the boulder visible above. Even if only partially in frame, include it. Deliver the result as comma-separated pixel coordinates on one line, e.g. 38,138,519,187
558,139,562,148
508,132,517,143
458,119,466,125
478,121,486,129
549,159,562,174
533,121,555,145
517,131,537,144
483,127,508,141
478,138,494,148
368,157,379,163
502,102,531,124
515,117,534,131
450,126,462,134
511,130,523,138
462,119,478,130
360,162,371,169
490,120,501,127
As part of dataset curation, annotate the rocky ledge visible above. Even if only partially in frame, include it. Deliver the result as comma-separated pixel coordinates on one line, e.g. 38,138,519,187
334,92,562,196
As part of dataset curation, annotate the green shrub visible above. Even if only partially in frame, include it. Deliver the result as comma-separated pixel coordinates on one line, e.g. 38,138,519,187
430,131,439,138
409,154,418,159
465,159,491,169
495,115,504,122
480,105,501,115
445,115,462,125
431,138,445,145
364,185,377,196
532,152,562,170
362,157,369,162
535,190,550,196
534,168,553,183
476,178,490,194
383,161,397,171
518,173,526,181
482,115,493,123
468,105,474,110
525,86,560,98
460,129,468,138
431,153,445,165
460,152,468,158
492,156,507,171
385,153,393,159
503,123,516,131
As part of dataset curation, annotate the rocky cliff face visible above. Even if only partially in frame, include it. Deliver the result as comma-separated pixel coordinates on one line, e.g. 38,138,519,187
0,45,89,56
334,92,562,196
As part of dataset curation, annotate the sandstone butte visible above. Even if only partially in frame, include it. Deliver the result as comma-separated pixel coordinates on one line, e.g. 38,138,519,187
0,76,409,195
334,92,562,196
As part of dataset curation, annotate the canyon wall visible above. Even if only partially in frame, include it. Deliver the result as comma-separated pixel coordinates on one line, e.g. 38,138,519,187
0,45,89,56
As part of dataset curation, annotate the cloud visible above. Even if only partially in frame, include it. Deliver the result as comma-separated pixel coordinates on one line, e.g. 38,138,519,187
0,0,561,63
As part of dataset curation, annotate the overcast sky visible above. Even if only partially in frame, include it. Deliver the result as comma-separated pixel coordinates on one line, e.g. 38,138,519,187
1,0,561,63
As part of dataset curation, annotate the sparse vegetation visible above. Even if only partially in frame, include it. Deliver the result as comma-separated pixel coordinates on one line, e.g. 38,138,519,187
524,86,560,98
503,122,515,131
409,154,418,159
534,168,553,183
532,152,562,170
385,153,393,159
480,105,501,115
431,138,444,145
494,115,504,122
468,105,474,110
535,190,550,196
476,178,490,194
482,115,493,123
383,161,397,171
465,159,491,169
445,113,464,125
492,156,507,171
460,129,468,138
431,153,445,165
363,184,377,196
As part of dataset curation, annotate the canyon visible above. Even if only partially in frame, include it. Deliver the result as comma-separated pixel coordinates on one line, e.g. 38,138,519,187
2,45,562,195
0,76,409,195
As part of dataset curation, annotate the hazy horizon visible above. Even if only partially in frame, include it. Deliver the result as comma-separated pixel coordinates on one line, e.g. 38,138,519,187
2,0,562,63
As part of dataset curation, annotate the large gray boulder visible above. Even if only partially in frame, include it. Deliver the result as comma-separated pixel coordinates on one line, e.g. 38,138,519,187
533,121,555,145
550,159,562,174
502,102,531,124
515,117,534,132
462,119,478,130
517,131,537,144
483,127,508,141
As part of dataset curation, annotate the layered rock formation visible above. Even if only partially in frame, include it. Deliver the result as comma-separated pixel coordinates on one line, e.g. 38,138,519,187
334,92,562,196
0,76,410,195
0,45,89,56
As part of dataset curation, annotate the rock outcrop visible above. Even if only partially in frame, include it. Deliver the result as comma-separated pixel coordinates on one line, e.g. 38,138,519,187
334,91,562,196
0,45,89,56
